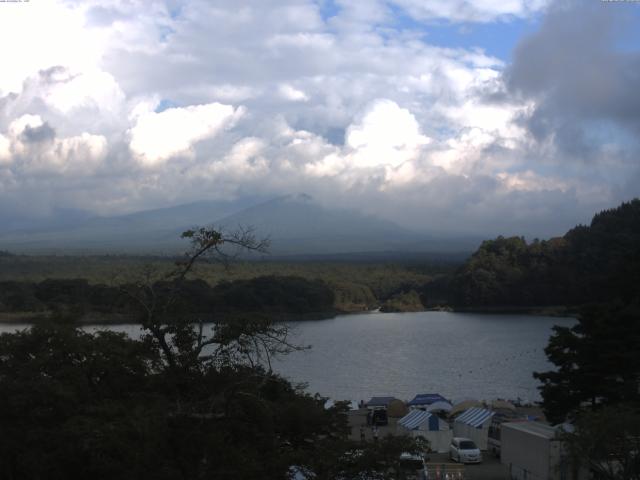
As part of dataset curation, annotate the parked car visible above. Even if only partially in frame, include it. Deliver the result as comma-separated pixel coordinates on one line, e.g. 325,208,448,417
449,437,482,464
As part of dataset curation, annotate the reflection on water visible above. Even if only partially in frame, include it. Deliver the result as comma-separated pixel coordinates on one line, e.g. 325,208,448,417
0,311,574,403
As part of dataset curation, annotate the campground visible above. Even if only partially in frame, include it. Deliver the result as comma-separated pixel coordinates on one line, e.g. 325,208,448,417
348,408,508,479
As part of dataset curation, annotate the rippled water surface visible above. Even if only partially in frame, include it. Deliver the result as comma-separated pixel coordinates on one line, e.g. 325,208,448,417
274,311,575,403
0,311,574,403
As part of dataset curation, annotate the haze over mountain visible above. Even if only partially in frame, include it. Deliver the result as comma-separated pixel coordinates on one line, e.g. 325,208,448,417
0,194,480,256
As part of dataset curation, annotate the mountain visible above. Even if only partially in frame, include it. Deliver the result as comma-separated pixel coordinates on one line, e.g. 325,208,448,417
0,199,255,254
0,207,94,234
216,194,478,255
0,195,479,256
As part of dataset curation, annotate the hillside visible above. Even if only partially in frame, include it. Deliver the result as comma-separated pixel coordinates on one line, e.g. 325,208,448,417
433,199,640,308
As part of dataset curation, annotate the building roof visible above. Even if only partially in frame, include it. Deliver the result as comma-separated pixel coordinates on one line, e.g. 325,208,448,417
398,409,442,431
366,396,397,407
407,393,448,406
502,421,558,440
454,407,495,428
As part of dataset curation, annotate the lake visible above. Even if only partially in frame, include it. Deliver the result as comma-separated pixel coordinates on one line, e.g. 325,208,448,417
274,311,574,403
0,311,574,404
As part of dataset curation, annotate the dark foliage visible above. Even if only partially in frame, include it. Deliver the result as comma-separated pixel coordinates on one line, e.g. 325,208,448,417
0,275,335,320
534,303,640,423
0,224,424,478
0,322,356,480
562,404,640,480
441,199,640,307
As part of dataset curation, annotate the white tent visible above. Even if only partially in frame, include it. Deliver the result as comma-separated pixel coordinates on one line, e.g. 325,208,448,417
453,407,495,450
426,400,453,414
324,399,359,411
397,409,452,453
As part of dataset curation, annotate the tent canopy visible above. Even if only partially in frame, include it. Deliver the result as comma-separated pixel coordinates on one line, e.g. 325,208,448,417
366,396,397,408
398,410,442,431
454,407,495,428
407,393,448,406
324,399,359,411
426,400,453,413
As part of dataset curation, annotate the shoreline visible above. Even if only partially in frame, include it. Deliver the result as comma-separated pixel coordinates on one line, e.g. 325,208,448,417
0,304,577,325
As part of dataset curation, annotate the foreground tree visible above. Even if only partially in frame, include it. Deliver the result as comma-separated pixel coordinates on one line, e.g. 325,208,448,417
534,303,640,423
0,227,423,479
562,405,640,480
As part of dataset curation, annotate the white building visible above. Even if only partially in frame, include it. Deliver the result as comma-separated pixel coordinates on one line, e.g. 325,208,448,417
501,422,587,480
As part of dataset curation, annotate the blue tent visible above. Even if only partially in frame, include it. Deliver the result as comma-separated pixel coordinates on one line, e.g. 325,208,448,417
407,393,448,407
365,396,397,408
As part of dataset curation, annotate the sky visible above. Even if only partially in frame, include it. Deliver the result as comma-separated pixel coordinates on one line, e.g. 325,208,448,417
0,0,639,238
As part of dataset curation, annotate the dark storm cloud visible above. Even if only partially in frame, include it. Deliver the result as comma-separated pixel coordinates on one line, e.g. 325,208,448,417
506,0,640,159
20,122,56,144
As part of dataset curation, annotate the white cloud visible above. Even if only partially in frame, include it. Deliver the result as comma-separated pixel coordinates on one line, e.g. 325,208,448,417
0,1,107,94
345,99,431,168
389,0,549,22
129,102,244,166
2,114,107,174
0,134,10,165
0,0,635,238
7,114,45,140
497,170,568,193
278,84,309,102
45,69,125,115
207,137,269,180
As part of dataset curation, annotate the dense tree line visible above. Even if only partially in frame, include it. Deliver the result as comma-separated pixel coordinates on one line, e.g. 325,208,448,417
0,275,336,320
425,199,640,308
526,201,640,479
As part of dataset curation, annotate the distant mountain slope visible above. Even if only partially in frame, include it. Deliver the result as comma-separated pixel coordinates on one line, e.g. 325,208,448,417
0,199,254,254
215,194,479,255
0,194,479,255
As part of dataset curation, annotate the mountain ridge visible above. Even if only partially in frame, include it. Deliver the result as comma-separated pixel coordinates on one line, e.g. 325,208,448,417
0,195,481,255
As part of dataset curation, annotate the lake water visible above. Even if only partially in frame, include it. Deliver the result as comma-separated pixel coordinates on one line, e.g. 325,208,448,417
273,311,575,403
0,311,574,404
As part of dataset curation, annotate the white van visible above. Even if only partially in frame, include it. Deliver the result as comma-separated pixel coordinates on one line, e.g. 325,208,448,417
449,437,482,464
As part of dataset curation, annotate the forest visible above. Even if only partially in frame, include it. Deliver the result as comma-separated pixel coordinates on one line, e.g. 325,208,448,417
0,254,446,322
423,199,640,310
2,200,640,322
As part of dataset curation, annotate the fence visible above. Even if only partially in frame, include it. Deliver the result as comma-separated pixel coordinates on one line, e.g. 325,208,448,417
425,463,466,479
